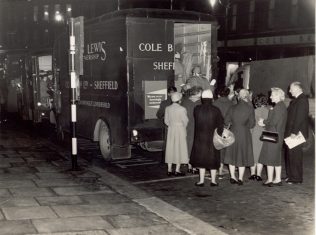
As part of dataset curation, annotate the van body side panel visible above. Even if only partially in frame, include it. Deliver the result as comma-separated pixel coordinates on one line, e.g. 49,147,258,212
127,17,174,141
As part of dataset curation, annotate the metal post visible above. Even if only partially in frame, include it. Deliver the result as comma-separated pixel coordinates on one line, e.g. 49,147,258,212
69,18,78,170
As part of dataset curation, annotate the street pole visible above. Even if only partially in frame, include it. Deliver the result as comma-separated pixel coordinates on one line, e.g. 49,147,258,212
69,18,78,171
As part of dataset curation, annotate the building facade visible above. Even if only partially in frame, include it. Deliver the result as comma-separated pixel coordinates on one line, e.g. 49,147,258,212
215,0,315,62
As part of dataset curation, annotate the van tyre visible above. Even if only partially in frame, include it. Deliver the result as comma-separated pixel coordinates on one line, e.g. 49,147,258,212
99,121,111,160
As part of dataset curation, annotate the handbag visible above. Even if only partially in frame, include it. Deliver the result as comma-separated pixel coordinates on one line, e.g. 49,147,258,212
260,130,279,143
213,127,235,150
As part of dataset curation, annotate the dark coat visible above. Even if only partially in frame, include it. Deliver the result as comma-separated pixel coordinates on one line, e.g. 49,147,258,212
285,94,309,139
213,97,234,118
224,100,256,167
190,99,223,169
181,98,201,156
156,97,172,121
258,102,287,166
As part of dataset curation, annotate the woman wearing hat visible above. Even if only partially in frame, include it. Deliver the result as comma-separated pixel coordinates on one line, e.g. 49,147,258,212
190,89,224,186
164,92,189,176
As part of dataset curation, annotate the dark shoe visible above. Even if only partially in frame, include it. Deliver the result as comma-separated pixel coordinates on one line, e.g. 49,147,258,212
167,172,173,176
174,171,185,177
188,169,193,173
273,181,283,186
230,178,238,184
256,176,263,181
262,182,273,187
195,182,204,187
237,180,243,185
248,175,256,180
210,182,219,187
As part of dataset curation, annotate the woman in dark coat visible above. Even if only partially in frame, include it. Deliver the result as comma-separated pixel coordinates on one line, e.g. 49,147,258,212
257,87,287,186
181,86,202,173
213,86,234,178
224,89,256,185
190,89,224,186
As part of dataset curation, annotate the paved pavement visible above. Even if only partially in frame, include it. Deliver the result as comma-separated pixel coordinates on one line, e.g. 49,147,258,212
0,122,228,235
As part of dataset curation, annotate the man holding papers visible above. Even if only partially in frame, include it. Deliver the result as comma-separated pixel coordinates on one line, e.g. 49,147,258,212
284,82,309,184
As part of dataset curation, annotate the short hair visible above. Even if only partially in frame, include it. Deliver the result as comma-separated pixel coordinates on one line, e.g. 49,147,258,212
167,86,177,93
291,81,303,91
271,87,285,101
217,86,230,97
253,93,268,108
238,89,249,100
187,86,203,97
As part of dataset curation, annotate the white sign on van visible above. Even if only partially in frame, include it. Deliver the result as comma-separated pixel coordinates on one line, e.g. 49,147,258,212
84,41,106,61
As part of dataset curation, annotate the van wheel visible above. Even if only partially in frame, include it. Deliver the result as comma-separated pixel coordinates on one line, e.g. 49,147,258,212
99,121,111,160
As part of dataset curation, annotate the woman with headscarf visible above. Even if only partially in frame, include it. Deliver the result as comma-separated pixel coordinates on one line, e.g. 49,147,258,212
164,92,189,176
257,88,287,186
190,89,224,186
249,94,270,181
224,89,256,185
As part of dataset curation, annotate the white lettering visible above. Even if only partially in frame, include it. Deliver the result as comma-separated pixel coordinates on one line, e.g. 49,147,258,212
168,44,173,52
93,81,118,90
85,41,106,61
153,62,174,70
138,43,162,52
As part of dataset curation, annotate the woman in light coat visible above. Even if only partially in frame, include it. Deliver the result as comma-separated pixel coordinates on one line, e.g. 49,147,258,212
165,92,189,176
257,88,287,186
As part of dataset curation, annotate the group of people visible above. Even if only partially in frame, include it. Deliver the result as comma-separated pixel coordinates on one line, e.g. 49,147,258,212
157,79,309,187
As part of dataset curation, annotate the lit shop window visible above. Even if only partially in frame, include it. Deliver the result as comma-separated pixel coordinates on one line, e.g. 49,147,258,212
43,5,49,22
66,4,72,18
54,4,63,22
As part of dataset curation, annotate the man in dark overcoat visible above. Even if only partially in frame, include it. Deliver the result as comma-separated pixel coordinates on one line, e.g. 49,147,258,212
285,82,309,184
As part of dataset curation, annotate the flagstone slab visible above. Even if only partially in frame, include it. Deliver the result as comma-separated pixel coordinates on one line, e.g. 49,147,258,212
0,158,25,163
106,224,189,235
0,189,11,197
32,216,113,233
9,187,55,197
34,179,80,187
105,212,168,228
0,162,11,168
0,220,37,235
35,166,61,173
36,196,84,206
0,197,39,207
7,167,37,174
3,206,58,220
52,186,113,196
26,230,108,235
0,173,38,180
52,203,146,218
0,180,36,188
80,194,130,205
36,172,73,179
